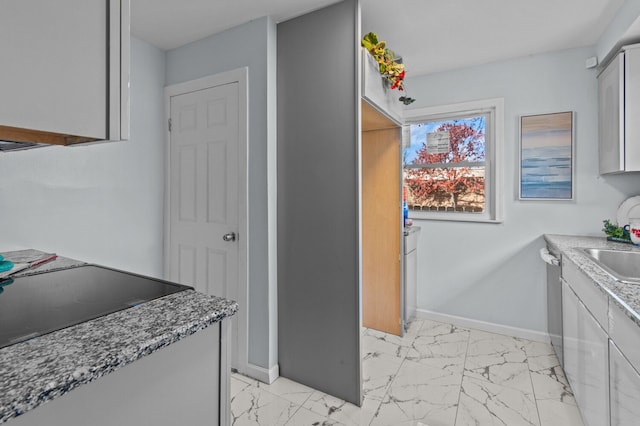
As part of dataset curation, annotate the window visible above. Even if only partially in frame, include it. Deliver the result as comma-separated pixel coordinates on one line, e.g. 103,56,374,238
403,98,503,223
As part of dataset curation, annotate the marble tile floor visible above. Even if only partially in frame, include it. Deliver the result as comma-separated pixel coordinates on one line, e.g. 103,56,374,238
230,319,584,426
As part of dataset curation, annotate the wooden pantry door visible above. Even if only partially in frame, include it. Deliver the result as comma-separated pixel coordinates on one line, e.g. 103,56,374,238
362,102,402,336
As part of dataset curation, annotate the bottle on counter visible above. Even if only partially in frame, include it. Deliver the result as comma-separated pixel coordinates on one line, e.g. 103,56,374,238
403,186,409,227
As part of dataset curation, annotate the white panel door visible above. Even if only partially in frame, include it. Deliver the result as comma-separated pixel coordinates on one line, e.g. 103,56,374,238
168,82,239,364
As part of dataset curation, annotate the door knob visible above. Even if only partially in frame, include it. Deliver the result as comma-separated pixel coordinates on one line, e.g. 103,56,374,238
222,232,236,242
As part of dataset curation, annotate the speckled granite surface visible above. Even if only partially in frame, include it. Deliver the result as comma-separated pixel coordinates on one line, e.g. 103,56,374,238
0,251,238,424
545,234,640,328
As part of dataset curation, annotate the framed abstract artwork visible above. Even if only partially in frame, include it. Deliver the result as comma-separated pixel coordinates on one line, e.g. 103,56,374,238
519,111,574,200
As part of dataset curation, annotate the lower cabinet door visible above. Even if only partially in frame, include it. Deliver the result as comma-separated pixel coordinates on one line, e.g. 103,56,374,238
11,324,224,426
562,280,609,426
563,281,580,399
610,340,640,426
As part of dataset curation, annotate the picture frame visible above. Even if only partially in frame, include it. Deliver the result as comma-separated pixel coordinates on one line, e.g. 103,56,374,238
519,111,574,200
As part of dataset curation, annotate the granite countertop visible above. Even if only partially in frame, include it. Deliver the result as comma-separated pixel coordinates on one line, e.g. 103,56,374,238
544,234,640,328
0,250,238,424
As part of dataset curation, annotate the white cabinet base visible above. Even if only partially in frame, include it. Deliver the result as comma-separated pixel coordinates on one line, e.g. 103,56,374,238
610,340,640,426
562,280,609,426
12,322,230,426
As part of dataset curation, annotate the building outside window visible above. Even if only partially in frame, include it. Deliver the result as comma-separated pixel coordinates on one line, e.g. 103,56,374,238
403,98,504,223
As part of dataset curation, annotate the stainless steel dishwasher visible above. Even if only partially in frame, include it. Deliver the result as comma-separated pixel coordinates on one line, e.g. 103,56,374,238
540,245,563,366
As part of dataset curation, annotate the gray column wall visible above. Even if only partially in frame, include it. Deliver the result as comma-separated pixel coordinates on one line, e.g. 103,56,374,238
277,0,361,405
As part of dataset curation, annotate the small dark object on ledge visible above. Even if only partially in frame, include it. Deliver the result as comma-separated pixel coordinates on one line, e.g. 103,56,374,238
399,96,415,105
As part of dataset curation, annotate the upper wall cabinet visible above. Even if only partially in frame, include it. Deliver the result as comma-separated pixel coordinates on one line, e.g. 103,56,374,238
0,0,130,147
361,49,403,123
598,44,640,174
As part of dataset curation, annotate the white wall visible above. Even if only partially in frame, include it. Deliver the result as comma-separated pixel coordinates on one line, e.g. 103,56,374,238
406,46,640,333
0,37,166,277
165,17,278,372
596,0,640,63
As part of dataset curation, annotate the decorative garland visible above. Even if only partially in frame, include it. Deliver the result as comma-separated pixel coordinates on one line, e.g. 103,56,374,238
361,32,415,105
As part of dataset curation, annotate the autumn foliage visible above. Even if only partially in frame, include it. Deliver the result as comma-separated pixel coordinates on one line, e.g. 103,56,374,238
405,121,485,211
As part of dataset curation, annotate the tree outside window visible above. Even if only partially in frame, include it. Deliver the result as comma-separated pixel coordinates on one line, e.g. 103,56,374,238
403,98,503,223
404,116,487,213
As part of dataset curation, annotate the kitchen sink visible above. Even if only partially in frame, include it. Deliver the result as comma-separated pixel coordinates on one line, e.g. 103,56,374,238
580,248,640,284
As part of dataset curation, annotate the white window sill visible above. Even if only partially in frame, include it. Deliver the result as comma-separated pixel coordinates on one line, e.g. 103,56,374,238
409,212,503,224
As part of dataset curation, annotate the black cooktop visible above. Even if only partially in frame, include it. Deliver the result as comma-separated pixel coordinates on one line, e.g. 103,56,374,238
0,265,191,349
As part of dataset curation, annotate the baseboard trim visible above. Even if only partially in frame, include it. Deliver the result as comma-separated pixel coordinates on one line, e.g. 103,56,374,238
415,309,550,343
241,362,280,384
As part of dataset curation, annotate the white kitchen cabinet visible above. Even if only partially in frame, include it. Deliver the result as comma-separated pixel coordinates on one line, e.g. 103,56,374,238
11,322,231,426
563,257,608,328
362,49,404,123
597,43,640,174
609,298,640,373
609,340,640,426
550,238,640,426
403,226,420,328
562,280,610,426
0,0,129,146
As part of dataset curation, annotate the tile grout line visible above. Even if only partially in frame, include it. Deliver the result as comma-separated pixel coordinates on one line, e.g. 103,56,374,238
452,325,472,426
528,350,544,426
365,320,420,426
281,404,303,426
524,342,544,426
234,373,319,425
364,324,410,426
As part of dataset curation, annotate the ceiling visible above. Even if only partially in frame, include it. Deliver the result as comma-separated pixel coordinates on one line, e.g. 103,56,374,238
131,0,342,51
132,0,626,77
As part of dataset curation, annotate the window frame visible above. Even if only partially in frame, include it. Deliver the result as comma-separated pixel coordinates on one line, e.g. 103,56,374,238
403,98,504,223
